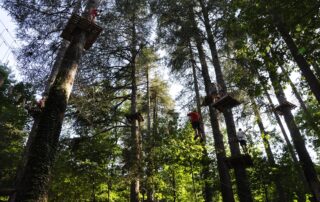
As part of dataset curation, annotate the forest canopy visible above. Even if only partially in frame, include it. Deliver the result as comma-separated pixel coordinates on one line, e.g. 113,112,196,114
0,0,320,201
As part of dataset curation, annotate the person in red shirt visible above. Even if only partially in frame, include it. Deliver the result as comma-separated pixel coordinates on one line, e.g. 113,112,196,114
187,111,205,141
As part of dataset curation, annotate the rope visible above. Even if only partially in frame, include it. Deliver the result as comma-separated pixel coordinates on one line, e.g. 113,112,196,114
0,18,19,47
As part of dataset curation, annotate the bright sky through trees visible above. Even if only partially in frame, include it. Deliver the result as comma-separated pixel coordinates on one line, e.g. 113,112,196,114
0,8,20,79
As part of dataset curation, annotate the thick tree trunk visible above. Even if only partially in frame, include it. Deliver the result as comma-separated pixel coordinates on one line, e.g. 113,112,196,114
270,12,320,104
191,38,235,202
13,1,100,201
16,22,83,202
43,41,69,96
130,62,140,202
128,12,142,202
189,44,213,202
146,66,155,202
11,3,82,201
261,80,298,163
279,65,320,135
251,98,286,201
267,67,320,201
260,77,309,198
197,1,253,201
129,25,141,202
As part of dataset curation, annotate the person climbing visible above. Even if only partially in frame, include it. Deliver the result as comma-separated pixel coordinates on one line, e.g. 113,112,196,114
37,97,46,108
187,111,205,142
89,8,99,21
237,128,248,153
25,97,46,118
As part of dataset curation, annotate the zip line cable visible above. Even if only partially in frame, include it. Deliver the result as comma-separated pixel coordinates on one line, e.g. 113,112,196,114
0,18,19,47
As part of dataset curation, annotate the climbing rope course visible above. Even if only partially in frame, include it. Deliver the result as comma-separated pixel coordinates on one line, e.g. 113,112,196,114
0,13,19,66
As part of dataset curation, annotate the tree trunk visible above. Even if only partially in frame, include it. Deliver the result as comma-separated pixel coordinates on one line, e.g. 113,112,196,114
251,98,286,201
279,65,320,135
129,20,141,202
267,67,320,201
260,76,309,199
270,11,320,104
189,43,213,202
190,37,235,202
146,66,155,202
43,41,69,97
197,1,253,201
14,1,100,201
11,2,82,201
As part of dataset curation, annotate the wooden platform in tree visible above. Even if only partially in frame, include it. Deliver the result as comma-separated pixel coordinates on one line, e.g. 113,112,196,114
61,14,103,50
212,94,240,111
274,101,296,115
225,154,253,169
126,112,144,123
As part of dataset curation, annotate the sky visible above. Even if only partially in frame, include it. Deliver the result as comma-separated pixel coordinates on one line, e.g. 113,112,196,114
0,7,20,79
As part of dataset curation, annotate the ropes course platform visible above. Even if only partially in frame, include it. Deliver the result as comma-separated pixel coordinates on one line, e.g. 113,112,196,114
61,14,103,50
225,154,253,169
212,94,241,112
274,101,296,115
126,112,144,123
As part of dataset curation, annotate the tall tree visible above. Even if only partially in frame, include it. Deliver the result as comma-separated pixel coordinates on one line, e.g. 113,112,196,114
195,1,253,201
189,44,213,202
250,97,286,201
264,55,320,201
14,1,102,201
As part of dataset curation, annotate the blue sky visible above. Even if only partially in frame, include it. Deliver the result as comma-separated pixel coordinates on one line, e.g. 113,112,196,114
0,7,20,78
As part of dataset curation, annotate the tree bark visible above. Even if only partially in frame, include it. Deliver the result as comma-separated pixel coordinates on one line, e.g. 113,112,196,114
13,1,100,201
251,97,286,201
260,76,309,198
146,65,155,202
191,37,235,202
197,1,253,201
270,10,320,104
11,2,82,201
189,44,213,202
129,18,141,202
267,67,320,201
279,65,320,135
